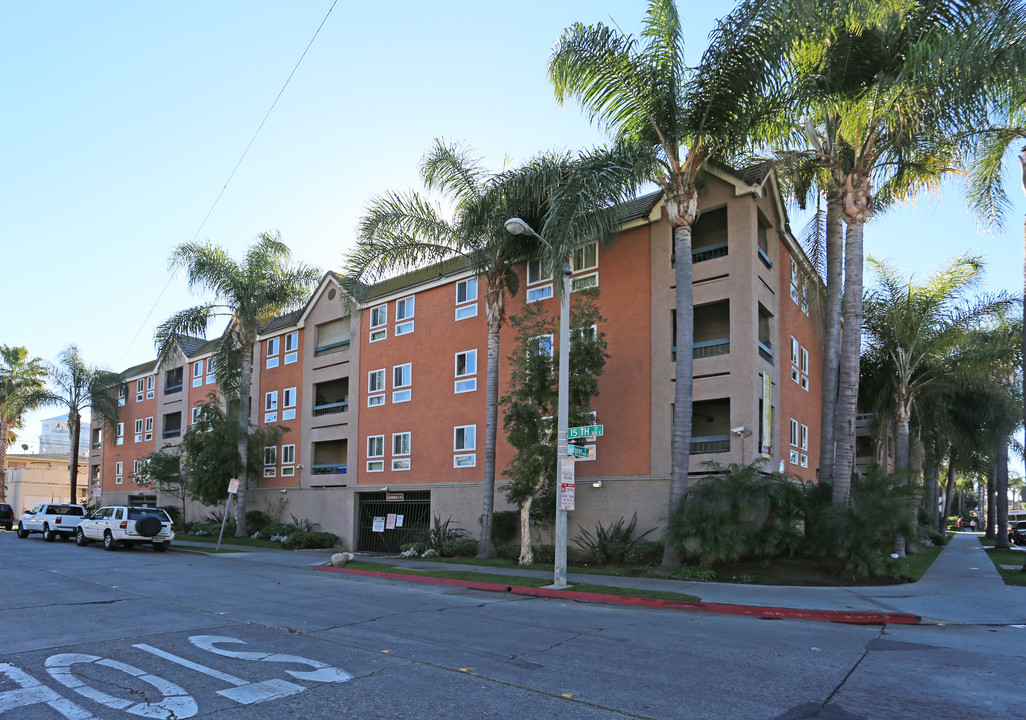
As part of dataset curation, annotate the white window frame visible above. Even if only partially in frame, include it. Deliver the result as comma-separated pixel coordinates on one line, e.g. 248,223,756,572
530,334,554,357
392,363,412,403
456,277,478,304
527,284,554,303
117,384,127,406
527,258,552,286
800,423,808,451
282,387,297,420
133,459,142,476
572,241,598,272
453,453,476,468
791,367,800,385
146,376,155,399
454,425,476,452
391,431,411,471
206,356,216,384
285,331,299,352
282,444,295,465
115,461,123,476
367,368,386,407
116,423,124,445
571,272,598,292
790,418,799,447
144,417,153,441
370,305,388,343
136,378,144,402
281,466,295,477
800,346,809,374
367,435,385,472
789,449,800,465
455,303,478,321
191,406,202,424
265,391,278,411
800,374,809,392
791,336,799,367
192,362,203,387
396,296,414,320
454,350,477,393
800,453,809,468
264,446,276,466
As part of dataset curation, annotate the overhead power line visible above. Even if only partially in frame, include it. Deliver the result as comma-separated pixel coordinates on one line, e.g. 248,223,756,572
118,0,339,368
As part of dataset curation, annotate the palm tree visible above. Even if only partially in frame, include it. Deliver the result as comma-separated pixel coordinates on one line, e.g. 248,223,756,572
32,345,121,502
156,232,319,536
861,255,1015,554
775,0,1024,504
342,139,639,558
549,0,790,565
0,346,46,502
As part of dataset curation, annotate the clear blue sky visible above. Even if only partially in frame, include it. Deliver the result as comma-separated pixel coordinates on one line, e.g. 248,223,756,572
4,1,1024,463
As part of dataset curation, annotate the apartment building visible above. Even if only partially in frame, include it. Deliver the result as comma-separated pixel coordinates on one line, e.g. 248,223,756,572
90,164,824,551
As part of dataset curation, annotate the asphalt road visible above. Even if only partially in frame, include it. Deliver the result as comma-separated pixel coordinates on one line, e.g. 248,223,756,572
0,531,1021,719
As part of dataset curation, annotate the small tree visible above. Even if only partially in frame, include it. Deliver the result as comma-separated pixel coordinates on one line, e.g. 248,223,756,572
501,288,608,565
180,397,287,510
132,446,189,526
0,346,45,503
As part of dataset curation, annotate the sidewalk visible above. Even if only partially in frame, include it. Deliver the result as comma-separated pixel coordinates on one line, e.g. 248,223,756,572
175,533,1026,625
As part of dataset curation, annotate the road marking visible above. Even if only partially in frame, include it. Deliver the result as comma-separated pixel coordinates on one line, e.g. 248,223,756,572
0,663,99,719
134,644,306,705
189,635,352,683
46,653,197,719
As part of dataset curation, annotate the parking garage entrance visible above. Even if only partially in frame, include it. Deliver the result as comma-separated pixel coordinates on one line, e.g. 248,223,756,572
356,490,430,552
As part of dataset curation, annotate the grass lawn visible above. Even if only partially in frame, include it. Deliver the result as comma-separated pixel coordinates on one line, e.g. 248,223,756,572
342,561,701,602
178,534,284,550
978,540,1026,586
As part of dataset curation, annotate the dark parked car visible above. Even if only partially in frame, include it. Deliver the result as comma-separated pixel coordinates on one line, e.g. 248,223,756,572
1011,521,1026,546
0,503,13,531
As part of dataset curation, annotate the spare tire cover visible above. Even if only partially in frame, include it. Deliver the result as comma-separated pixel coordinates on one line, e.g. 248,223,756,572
135,515,162,537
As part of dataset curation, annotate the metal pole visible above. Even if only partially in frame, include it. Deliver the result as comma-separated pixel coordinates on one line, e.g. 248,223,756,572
554,258,571,588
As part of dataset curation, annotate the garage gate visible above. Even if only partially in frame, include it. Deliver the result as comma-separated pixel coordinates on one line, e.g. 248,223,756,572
356,490,431,553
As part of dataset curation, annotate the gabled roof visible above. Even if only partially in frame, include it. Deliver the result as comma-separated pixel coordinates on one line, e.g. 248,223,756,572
616,190,663,224
178,335,208,357
259,309,303,335
120,360,156,380
361,256,473,303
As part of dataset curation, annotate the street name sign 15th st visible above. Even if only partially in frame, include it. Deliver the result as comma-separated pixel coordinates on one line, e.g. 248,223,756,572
567,424,603,439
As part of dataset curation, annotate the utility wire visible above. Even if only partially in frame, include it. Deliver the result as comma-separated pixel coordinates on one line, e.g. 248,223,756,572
118,0,339,368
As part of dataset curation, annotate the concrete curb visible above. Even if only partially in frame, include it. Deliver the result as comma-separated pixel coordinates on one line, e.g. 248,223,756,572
315,566,920,625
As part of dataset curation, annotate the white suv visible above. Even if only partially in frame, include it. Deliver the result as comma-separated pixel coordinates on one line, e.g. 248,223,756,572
76,506,175,552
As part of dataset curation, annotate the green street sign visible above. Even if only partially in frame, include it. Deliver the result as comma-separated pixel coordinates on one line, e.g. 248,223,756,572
567,425,603,439
567,444,593,458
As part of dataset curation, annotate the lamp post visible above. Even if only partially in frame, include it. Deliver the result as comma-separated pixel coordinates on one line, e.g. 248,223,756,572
505,217,572,587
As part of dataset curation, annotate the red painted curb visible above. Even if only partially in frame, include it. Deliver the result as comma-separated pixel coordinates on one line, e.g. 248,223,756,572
314,566,919,625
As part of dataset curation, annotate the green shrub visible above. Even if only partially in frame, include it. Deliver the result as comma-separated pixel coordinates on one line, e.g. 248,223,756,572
246,510,273,532
624,540,664,565
491,511,520,545
282,531,338,550
573,514,656,565
424,515,469,554
283,515,320,534
804,468,918,579
665,461,805,567
190,521,236,537
443,538,479,557
672,565,717,581
256,523,291,539
495,543,521,560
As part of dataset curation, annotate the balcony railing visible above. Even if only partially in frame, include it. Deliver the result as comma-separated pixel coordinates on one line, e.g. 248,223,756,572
311,463,347,475
758,341,773,363
312,401,348,417
162,429,181,439
693,338,729,359
691,435,730,454
758,247,772,268
314,340,350,358
165,384,182,394
692,241,728,264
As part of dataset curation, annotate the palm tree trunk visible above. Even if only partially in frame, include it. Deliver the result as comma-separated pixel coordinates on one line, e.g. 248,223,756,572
235,342,254,537
519,494,534,565
662,219,695,568
0,419,8,503
986,459,996,539
923,440,939,534
69,410,81,502
818,195,844,480
997,436,1010,548
831,217,866,504
942,462,957,533
477,286,503,559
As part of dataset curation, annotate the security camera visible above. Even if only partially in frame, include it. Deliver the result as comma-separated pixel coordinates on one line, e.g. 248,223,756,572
731,426,747,435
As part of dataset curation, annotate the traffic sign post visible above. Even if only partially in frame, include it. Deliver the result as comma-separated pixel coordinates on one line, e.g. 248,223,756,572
217,479,239,551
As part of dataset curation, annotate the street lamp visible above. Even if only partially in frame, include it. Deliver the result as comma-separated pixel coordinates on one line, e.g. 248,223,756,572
505,217,572,588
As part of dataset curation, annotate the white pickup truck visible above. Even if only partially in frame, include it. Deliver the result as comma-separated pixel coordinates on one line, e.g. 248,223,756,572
16,503,87,541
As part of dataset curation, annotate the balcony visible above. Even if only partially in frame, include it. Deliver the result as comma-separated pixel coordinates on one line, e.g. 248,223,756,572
313,401,348,417
165,367,183,395
313,379,349,418
163,412,182,439
691,435,730,453
692,241,728,264
311,463,347,475
314,340,350,358
693,339,729,359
